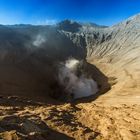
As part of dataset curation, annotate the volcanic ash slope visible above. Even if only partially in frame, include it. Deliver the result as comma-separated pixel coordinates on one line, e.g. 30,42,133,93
0,14,140,140
86,14,140,105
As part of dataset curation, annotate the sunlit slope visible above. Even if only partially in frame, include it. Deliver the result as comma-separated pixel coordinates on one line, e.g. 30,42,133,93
85,14,140,104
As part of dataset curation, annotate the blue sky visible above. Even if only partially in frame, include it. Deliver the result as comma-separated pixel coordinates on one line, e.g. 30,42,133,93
0,0,140,26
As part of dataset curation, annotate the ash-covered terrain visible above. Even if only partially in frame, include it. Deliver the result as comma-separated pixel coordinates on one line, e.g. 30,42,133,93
0,14,140,140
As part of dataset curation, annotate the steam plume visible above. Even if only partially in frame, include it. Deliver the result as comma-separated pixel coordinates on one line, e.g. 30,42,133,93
33,34,46,47
58,58,98,99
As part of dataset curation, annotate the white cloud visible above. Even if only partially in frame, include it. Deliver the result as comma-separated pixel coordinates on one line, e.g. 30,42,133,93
36,19,58,25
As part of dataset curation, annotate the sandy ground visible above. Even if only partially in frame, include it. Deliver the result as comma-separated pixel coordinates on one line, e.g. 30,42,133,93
0,95,139,140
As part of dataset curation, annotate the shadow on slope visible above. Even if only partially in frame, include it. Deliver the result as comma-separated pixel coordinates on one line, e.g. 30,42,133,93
72,62,111,103
0,62,111,105
0,109,74,140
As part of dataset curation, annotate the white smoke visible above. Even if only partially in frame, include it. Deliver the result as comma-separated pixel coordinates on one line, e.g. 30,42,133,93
58,58,98,99
33,34,46,47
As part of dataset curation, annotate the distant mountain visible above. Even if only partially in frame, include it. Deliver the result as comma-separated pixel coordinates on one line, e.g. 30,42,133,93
57,19,82,32
80,22,108,28
56,19,107,33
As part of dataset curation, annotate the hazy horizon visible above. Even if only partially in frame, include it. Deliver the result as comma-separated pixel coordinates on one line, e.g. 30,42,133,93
0,0,140,26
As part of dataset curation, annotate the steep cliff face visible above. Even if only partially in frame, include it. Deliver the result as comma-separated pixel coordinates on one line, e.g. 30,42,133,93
86,14,140,63
62,15,140,67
